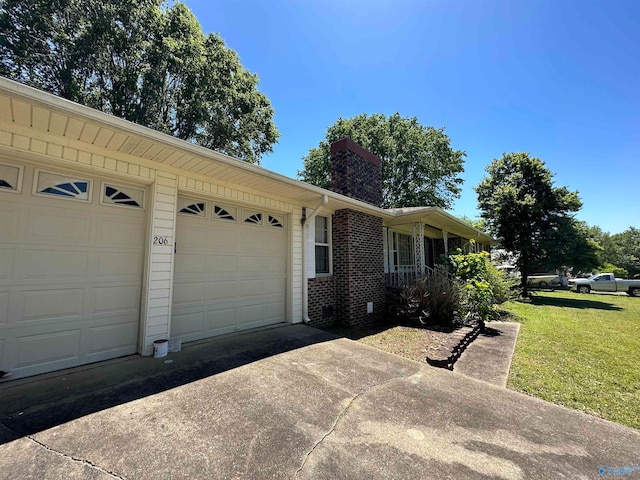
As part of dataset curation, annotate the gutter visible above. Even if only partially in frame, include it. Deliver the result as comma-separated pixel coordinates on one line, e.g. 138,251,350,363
301,195,328,324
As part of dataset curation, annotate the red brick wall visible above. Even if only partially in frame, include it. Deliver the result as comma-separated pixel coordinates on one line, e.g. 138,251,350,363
333,209,385,327
307,277,336,328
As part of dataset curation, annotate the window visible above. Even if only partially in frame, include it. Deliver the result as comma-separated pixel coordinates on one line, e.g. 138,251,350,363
102,183,144,208
268,214,284,228
177,197,206,217
35,171,90,201
0,163,22,193
243,211,263,225
315,215,330,275
213,204,236,221
396,233,413,267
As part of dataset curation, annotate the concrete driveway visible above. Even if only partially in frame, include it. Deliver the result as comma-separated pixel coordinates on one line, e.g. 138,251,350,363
1,324,638,479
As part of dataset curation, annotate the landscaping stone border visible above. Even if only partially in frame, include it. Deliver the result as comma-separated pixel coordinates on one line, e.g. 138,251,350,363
426,323,483,370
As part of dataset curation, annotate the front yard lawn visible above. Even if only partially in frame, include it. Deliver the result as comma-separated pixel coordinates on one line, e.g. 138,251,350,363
504,290,640,429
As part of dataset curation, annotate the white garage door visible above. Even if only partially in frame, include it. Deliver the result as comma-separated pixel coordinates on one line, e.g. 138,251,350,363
0,162,146,380
171,197,287,343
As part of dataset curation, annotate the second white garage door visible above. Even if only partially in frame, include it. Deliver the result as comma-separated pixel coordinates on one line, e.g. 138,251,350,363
171,197,288,343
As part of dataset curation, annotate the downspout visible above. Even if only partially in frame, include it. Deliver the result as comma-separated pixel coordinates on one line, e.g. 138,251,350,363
301,195,329,324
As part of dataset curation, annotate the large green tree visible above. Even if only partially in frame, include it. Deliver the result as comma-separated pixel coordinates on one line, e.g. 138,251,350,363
475,152,588,296
0,0,278,163
607,227,640,278
298,113,465,209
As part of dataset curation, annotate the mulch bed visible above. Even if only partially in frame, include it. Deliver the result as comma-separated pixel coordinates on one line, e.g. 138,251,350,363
324,321,479,367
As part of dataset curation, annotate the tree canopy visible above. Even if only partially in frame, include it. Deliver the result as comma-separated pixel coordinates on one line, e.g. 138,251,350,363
298,113,465,209
0,0,279,163
590,226,640,278
475,152,597,295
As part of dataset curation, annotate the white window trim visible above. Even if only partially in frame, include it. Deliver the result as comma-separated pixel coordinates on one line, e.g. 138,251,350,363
314,215,332,276
100,181,146,210
32,169,92,203
177,196,207,218
0,160,24,194
386,229,414,273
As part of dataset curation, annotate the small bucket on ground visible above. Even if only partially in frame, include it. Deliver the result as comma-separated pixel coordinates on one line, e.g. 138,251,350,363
153,339,169,358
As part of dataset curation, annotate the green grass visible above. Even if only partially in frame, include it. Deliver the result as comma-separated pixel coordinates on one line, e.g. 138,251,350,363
504,290,640,429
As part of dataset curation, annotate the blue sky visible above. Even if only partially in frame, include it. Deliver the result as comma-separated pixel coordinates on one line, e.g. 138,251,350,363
183,0,639,234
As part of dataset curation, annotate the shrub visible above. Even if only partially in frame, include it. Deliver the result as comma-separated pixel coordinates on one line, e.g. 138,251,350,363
448,247,518,323
391,272,464,328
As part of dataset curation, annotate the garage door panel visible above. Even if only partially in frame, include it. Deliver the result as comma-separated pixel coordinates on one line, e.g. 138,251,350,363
239,233,265,252
206,308,237,331
180,228,208,250
173,281,206,305
173,202,287,343
0,208,19,241
95,216,146,246
20,288,85,321
264,278,285,295
28,211,92,243
174,254,206,275
23,249,88,279
239,303,263,324
212,229,241,251
239,279,263,297
96,252,143,276
239,255,264,274
170,311,206,338
93,285,141,312
264,236,286,254
208,254,238,274
88,321,138,352
264,301,285,320
0,167,146,379
208,280,238,301
0,248,14,279
16,329,81,367
0,291,8,324
264,257,286,275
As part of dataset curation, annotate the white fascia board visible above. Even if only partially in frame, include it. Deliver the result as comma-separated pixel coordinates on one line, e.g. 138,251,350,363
0,77,396,220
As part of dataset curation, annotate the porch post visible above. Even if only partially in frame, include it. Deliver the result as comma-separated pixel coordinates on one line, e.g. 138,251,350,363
413,222,425,276
442,229,449,257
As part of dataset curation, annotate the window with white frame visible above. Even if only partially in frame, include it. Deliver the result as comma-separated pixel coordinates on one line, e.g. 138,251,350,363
386,231,414,272
396,233,413,267
315,215,331,275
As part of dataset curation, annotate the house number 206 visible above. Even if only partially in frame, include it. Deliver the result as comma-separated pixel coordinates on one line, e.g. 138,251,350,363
153,236,169,245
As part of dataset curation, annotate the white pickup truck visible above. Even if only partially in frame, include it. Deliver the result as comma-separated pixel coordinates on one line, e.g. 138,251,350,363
570,273,640,297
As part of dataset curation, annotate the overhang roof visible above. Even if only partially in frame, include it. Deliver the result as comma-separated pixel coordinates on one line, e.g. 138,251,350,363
0,77,494,245
386,207,495,245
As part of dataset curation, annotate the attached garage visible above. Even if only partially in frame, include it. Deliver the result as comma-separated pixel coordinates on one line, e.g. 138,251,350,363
171,196,288,343
0,161,147,379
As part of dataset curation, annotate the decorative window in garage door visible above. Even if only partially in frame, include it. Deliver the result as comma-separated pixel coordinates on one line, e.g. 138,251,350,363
102,183,144,208
243,210,263,225
268,214,285,228
35,170,90,201
213,204,236,221
0,162,22,193
177,197,206,217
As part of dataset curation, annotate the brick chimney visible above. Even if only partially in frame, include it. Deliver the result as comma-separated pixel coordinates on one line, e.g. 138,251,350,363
327,138,385,327
330,138,383,207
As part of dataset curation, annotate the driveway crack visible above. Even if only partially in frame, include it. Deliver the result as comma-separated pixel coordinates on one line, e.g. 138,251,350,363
294,371,418,478
1,421,127,480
